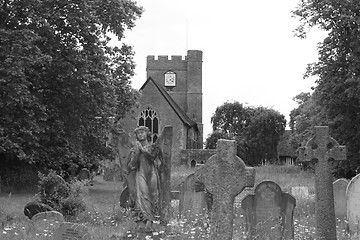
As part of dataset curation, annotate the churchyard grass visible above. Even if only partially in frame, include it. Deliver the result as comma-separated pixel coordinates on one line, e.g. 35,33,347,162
0,164,351,239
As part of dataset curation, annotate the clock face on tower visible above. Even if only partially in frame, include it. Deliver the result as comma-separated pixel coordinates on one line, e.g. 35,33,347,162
164,71,176,87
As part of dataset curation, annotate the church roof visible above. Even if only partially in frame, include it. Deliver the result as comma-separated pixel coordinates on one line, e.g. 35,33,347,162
140,77,198,129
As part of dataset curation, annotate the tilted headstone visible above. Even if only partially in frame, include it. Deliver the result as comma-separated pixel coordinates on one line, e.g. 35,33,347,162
298,126,347,240
242,181,296,240
32,211,64,233
195,139,255,240
77,168,91,181
333,178,349,219
53,222,91,240
24,201,54,219
157,126,173,224
178,173,208,219
346,173,360,238
290,186,309,199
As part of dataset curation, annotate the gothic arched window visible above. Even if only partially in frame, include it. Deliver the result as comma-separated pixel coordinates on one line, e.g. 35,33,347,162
138,107,159,143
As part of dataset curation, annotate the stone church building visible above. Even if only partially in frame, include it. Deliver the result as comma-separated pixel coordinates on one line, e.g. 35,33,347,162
120,50,205,164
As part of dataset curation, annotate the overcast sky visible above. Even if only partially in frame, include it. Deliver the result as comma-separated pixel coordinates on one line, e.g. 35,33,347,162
120,0,328,139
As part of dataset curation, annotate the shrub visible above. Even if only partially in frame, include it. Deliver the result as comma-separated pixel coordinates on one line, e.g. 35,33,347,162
35,170,87,218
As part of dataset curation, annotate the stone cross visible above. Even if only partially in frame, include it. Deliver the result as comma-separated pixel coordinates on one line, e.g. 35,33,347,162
195,139,255,240
297,126,346,240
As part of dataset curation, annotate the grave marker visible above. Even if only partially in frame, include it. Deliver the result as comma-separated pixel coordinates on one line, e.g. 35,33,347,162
346,173,360,238
32,211,64,234
53,222,91,240
157,126,173,224
178,173,208,219
298,126,347,240
242,181,296,240
195,139,255,240
333,178,348,219
24,201,53,219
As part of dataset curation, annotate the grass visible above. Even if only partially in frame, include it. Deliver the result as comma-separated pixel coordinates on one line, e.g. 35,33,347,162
0,164,352,239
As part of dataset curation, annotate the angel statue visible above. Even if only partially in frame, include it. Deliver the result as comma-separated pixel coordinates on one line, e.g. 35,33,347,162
120,126,172,230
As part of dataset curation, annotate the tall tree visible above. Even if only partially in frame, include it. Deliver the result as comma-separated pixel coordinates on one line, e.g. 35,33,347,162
207,101,286,165
293,0,360,173
0,0,143,173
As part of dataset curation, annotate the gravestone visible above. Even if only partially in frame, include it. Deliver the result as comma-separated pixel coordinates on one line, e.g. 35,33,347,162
77,168,91,181
53,222,91,240
242,181,296,240
195,139,255,240
346,173,360,238
298,126,347,240
44,174,67,195
290,186,309,199
24,201,54,219
333,178,348,219
178,173,208,219
32,211,64,234
157,126,173,224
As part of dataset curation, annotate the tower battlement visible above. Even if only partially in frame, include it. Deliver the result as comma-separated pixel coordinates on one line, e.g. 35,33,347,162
147,50,202,70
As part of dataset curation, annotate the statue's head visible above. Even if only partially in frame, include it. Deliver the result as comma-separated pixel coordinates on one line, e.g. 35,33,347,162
134,126,151,142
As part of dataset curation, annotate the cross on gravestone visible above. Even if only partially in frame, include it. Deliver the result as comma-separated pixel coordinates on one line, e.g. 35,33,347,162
297,126,347,240
195,139,255,240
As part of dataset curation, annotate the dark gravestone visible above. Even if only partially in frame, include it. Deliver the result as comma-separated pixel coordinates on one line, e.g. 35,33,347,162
298,126,347,240
195,139,255,240
77,168,91,181
24,201,54,219
241,181,296,240
178,173,208,219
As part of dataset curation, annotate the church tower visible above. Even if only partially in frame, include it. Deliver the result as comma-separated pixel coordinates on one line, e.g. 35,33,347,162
146,50,203,146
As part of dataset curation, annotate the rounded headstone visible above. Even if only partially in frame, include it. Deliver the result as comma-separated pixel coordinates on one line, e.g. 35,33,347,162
347,173,360,237
24,201,53,219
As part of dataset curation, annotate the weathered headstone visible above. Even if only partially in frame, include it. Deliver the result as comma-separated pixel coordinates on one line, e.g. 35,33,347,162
290,186,309,199
157,126,173,224
53,222,91,240
24,201,54,219
333,178,348,219
77,168,91,181
346,173,360,238
195,139,255,240
178,173,208,219
298,126,347,240
32,211,64,233
44,174,67,195
242,181,296,240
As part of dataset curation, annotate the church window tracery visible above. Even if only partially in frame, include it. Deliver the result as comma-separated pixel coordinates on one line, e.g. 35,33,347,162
138,107,159,142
